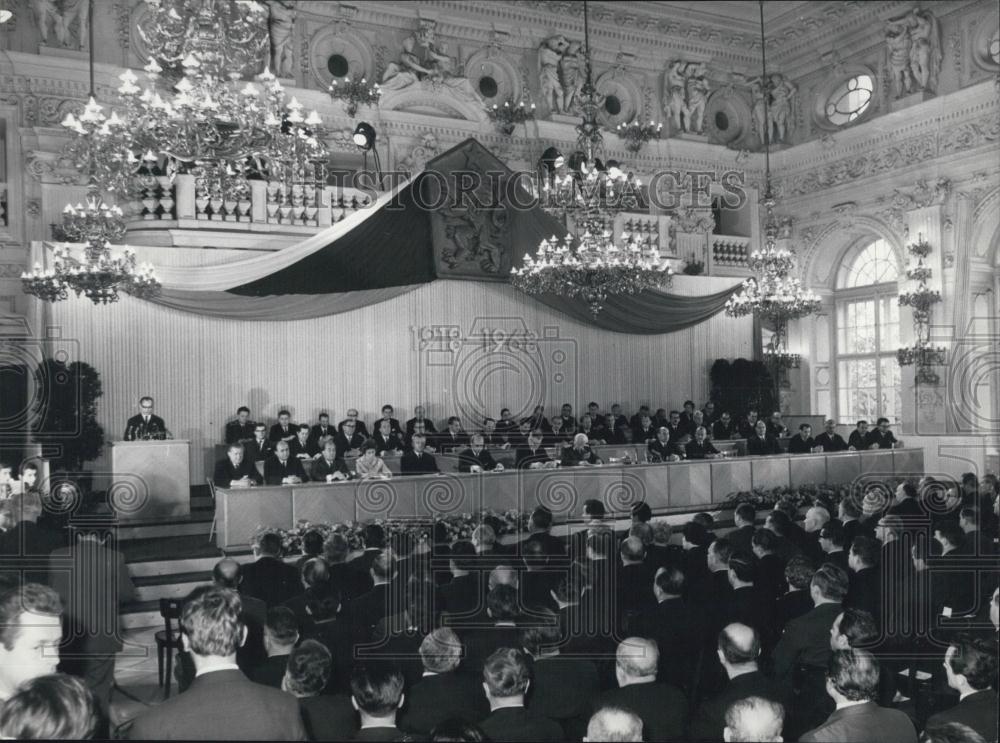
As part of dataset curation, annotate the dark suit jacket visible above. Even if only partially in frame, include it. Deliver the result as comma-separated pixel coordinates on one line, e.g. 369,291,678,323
729,585,775,643
225,420,256,444
561,446,600,466
405,417,437,435
925,689,998,743
824,548,850,574
747,434,782,455
399,672,489,734
0,521,66,585
311,456,351,481
244,437,273,462
400,450,439,475
847,429,868,449
49,539,134,655
591,681,688,742
437,431,469,451
479,706,564,742
213,457,264,487
799,701,916,743
241,556,300,607
307,424,335,447
127,668,306,740
728,524,755,556
268,423,297,443
772,602,842,680
439,573,484,623
635,597,701,689
815,432,849,452
237,593,268,672
788,435,817,453
775,588,815,632
689,670,787,742
264,455,308,485
457,447,499,472
757,552,789,601
124,413,167,440
337,418,370,438
712,419,737,440
288,436,318,459
373,430,405,453
248,653,289,688
527,654,600,732
846,566,882,621
333,431,366,455
684,439,720,459
865,429,898,449
515,446,552,469
888,497,922,517
299,694,356,741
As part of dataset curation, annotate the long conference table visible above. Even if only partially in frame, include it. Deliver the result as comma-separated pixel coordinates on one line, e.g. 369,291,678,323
214,447,925,551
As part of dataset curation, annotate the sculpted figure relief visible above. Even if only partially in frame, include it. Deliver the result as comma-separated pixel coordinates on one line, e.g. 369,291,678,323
767,73,796,143
267,0,296,78
539,35,569,113
885,8,941,97
33,0,89,49
662,60,711,134
381,27,475,100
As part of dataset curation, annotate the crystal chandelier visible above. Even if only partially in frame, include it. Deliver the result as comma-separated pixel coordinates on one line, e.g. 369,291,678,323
511,0,672,315
22,197,160,304
724,1,820,355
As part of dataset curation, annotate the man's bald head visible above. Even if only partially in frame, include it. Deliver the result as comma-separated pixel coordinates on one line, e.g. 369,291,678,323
212,558,242,589
723,696,784,742
585,706,643,742
718,623,760,666
488,565,519,591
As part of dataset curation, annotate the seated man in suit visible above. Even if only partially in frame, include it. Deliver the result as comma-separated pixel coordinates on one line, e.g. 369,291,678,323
765,411,788,438
561,433,602,467
307,412,335,451
124,396,168,441
747,420,782,455
814,419,849,452
337,409,369,439
268,409,297,444
244,423,273,462
213,443,263,488
241,531,300,607
405,405,437,436
847,420,870,450
479,648,564,742
312,438,351,482
553,403,578,441
647,427,681,462
400,434,439,475
405,419,438,453
589,637,688,742
224,406,256,445
925,635,998,743
865,417,901,449
264,441,308,485
458,434,504,473
438,416,469,452
787,423,820,453
0,583,63,703
684,426,722,459
734,409,757,440
372,419,405,456
515,429,553,469
494,408,518,443
248,607,299,688
481,417,511,449
127,585,305,741
585,706,643,743
712,411,737,440
334,420,365,459
799,649,916,743
374,404,403,436
288,424,319,460
632,414,658,446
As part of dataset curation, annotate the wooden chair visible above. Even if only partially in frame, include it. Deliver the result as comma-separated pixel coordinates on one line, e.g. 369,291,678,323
154,598,184,699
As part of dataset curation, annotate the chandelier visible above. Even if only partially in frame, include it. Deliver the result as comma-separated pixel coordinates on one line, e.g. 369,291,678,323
329,74,382,117
724,1,820,355
511,0,672,315
22,197,160,304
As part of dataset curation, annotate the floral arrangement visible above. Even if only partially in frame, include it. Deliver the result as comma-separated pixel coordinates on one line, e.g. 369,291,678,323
254,509,532,556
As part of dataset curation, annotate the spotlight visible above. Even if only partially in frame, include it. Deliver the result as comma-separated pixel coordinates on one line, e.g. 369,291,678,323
540,146,564,172
353,122,376,151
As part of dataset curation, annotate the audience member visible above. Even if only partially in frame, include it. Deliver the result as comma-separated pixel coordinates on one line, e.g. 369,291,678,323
249,607,299,688
723,695,785,743
584,706,643,742
925,636,998,743
479,648,563,742
0,584,63,703
127,585,305,740
0,673,98,740
283,639,356,741
240,530,300,607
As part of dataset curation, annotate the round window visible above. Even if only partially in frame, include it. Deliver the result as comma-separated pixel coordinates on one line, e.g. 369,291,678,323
478,76,499,98
714,111,729,131
327,54,349,78
604,95,622,116
824,74,873,126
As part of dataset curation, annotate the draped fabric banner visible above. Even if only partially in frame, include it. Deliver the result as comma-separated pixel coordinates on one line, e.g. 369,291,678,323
36,139,747,333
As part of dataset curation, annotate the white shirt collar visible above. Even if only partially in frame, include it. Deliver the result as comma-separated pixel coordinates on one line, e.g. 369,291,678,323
195,662,240,677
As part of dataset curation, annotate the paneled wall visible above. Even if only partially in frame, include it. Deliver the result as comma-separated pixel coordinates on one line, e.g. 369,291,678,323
44,276,752,484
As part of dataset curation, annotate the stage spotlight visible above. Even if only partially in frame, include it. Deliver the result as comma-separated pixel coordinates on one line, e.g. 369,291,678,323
540,146,564,172
353,122,376,150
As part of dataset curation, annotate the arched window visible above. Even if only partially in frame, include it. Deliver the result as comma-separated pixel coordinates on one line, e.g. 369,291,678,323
835,238,902,424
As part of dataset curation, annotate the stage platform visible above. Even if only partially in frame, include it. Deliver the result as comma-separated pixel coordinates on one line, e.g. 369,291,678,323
214,448,924,551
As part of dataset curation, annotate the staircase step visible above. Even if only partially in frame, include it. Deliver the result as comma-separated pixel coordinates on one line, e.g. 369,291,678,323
117,520,212,541
133,577,208,603
126,552,254,578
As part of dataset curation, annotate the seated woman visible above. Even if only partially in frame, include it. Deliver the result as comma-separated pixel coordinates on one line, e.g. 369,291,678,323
312,438,351,482
354,440,393,480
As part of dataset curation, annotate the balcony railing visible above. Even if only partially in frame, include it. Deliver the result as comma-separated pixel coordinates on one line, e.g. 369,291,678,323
124,174,373,234
711,237,750,268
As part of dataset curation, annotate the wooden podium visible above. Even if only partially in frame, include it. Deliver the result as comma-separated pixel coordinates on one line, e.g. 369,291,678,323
108,440,190,521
